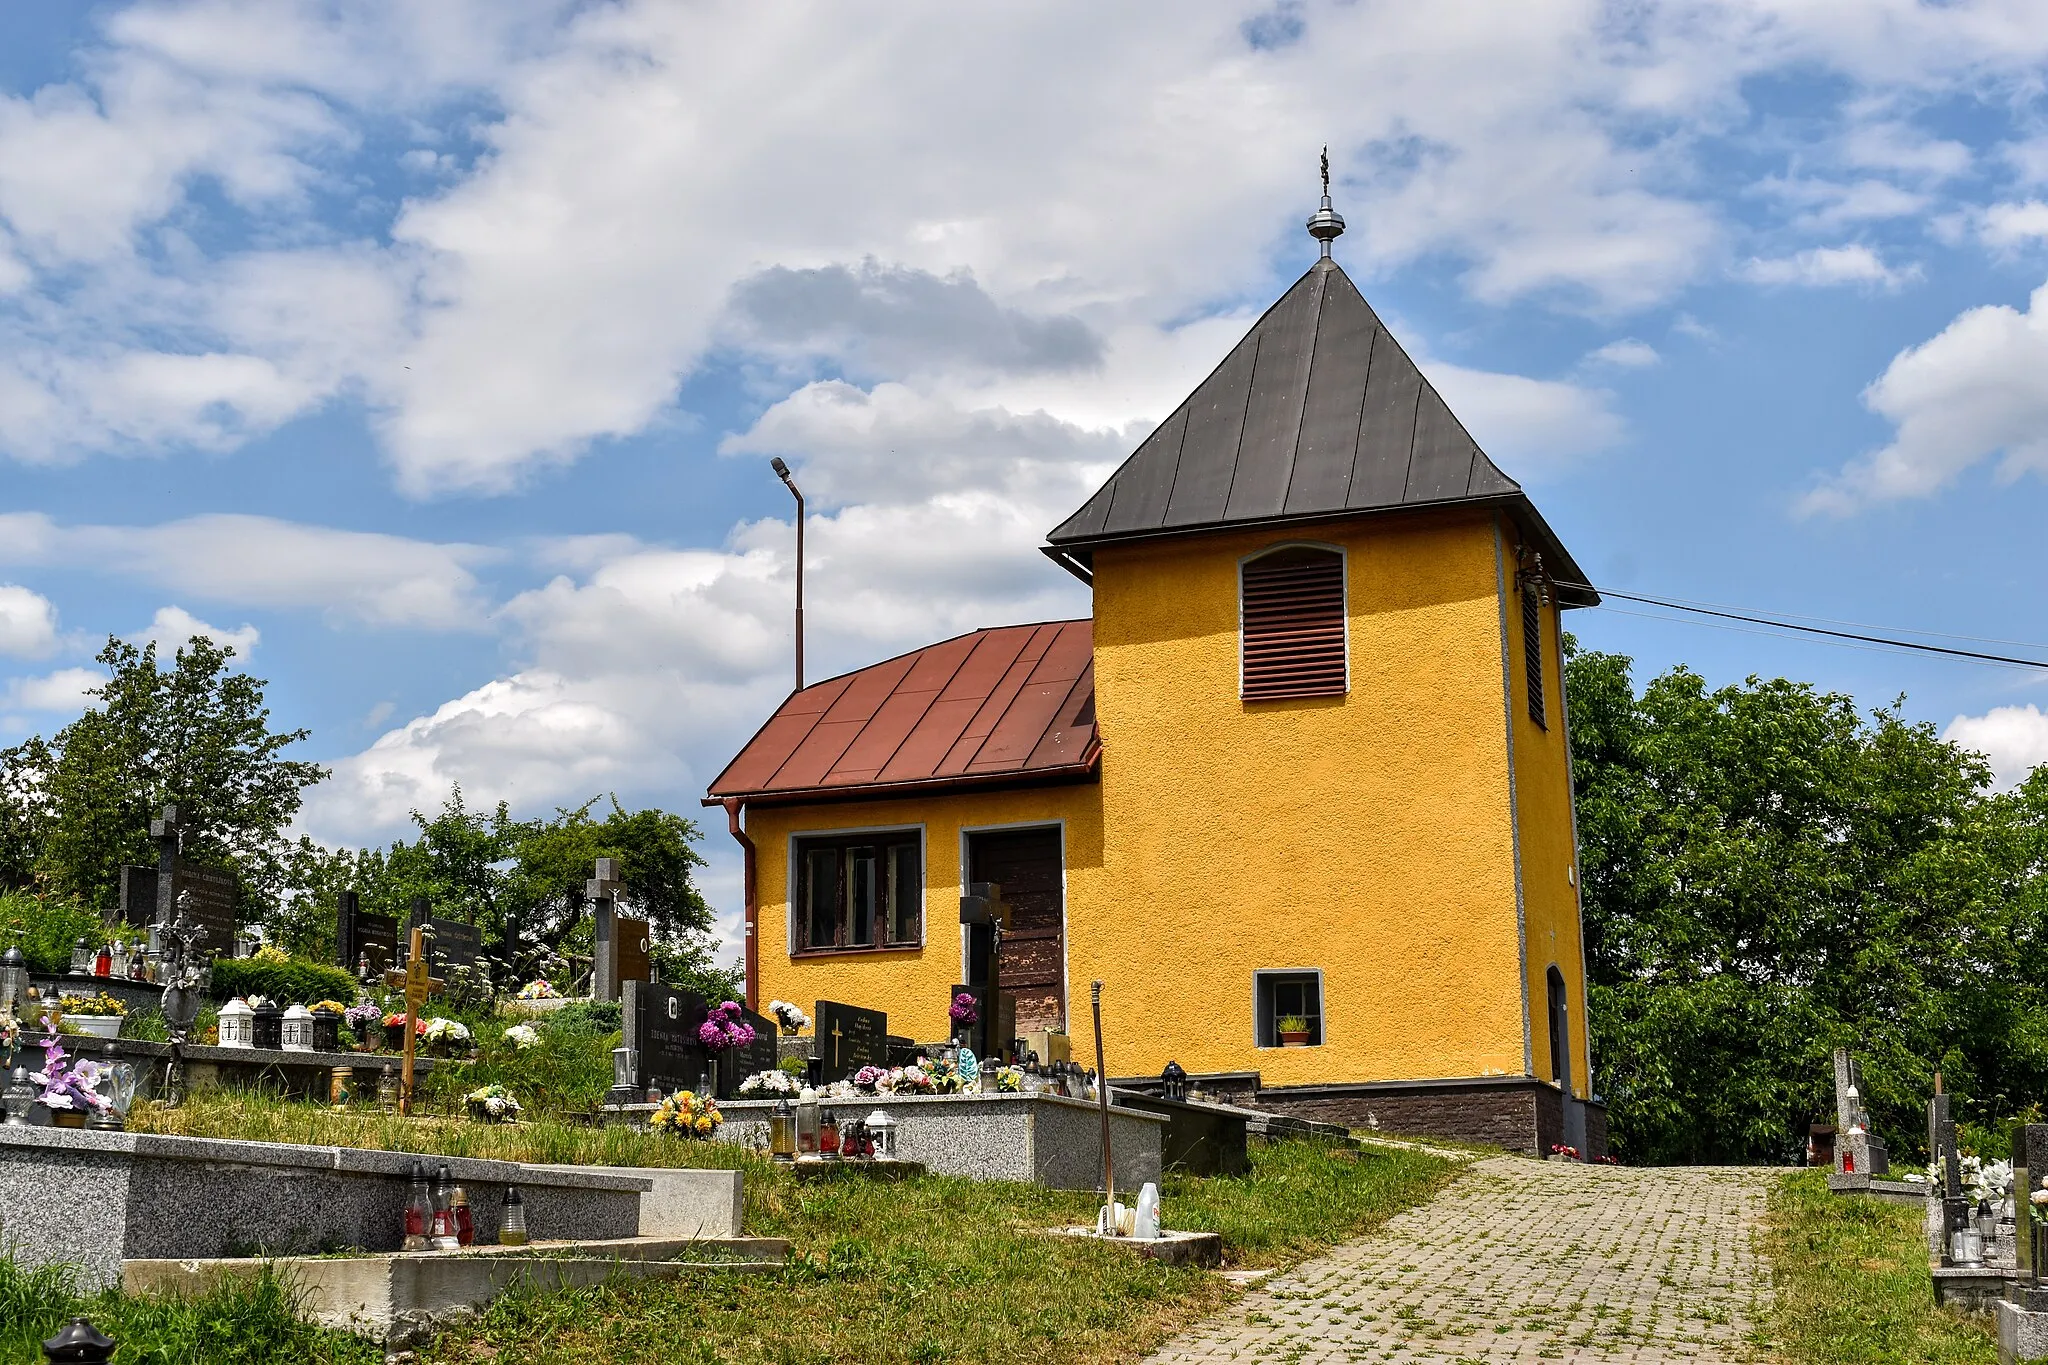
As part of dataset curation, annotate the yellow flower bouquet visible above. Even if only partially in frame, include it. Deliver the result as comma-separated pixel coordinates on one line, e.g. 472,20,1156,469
648,1089,723,1139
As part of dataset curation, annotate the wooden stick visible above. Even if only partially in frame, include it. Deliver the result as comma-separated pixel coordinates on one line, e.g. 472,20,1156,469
1092,979,1113,1228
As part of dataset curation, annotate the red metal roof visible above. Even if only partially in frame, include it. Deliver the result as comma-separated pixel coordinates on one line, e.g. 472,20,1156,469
705,620,1099,806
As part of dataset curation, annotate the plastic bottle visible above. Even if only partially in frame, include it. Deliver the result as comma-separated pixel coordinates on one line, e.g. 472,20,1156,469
499,1185,528,1246
402,1160,432,1250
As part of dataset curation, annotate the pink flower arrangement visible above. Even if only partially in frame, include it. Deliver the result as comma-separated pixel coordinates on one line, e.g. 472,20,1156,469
32,1022,111,1115
948,992,978,1025
697,1000,756,1053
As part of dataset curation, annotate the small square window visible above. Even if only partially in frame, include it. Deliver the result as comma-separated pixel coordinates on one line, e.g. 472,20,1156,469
1255,970,1323,1047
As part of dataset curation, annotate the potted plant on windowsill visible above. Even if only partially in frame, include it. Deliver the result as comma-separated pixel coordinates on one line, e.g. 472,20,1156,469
1276,1015,1313,1047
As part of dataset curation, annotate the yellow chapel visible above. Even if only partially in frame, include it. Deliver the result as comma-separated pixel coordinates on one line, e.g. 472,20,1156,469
706,190,1603,1156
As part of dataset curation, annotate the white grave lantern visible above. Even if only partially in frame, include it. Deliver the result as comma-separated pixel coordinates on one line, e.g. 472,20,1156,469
0,945,28,1021
282,1003,315,1052
217,997,255,1048
865,1108,899,1160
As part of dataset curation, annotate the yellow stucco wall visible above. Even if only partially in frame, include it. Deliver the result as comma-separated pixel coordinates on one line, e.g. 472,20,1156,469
1080,511,1526,1087
747,783,1103,1046
1503,539,1593,1099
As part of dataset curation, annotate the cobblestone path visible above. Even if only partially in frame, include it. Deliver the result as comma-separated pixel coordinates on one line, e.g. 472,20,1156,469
1148,1156,1776,1365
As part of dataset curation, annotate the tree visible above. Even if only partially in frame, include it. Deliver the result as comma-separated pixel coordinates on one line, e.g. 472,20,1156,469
36,636,327,912
0,737,51,891
1567,640,2048,1165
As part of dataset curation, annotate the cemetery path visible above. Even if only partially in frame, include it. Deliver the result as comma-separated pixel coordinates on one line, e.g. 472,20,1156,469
1145,1156,1776,1365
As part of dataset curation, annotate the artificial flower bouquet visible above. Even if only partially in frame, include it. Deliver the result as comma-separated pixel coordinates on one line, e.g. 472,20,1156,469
465,1083,522,1123
948,992,978,1026
650,1089,722,1138
739,1068,801,1098
697,1001,756,1052
516,979,560,1001
768,999,811,1033
420,1017,472,1051
32,1025,112,1122
58,992,127,1017
502,1023,540,1051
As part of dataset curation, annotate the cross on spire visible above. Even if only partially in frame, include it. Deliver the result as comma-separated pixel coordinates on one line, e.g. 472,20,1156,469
1307,146,1346,259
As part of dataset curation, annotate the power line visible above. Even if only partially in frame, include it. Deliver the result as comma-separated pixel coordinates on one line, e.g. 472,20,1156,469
1556,581,2048,670
1591,606,2048,673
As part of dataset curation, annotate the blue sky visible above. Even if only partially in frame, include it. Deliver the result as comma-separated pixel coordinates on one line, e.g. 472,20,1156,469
3,1,2047,962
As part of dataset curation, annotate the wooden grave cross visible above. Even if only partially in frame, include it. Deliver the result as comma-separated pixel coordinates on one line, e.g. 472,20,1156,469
383,925,444,1116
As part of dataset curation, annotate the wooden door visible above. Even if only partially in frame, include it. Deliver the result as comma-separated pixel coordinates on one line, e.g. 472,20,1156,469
968,826,1065,1035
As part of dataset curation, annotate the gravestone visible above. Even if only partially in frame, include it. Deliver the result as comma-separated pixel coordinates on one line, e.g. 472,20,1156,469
814,999,888,1082
616,915,651,991
353,911,398,975
426,918,481,971
622,979,710,1097
118,864,238,958
1832,1047,1889,1175
715,1007,779,1099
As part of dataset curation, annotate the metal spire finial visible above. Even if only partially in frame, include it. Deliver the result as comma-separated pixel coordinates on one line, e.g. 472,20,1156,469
1306,145,1345,259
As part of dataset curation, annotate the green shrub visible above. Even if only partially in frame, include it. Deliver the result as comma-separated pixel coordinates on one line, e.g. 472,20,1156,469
209,957,360,1007
0,891,110,975
417,1010,618,1116
544,999,620,1033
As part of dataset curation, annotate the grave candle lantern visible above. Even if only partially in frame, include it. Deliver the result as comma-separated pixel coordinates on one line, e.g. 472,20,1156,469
377,1063,399,1110
310,1007,341,1053
1161,1061,1188,1103
769,1096,797,1161
611,1046,633,1093
866,1108,899,1159
2,1066,33,1124
281,1004,315,1052
70,937,93,975
108,942,129,979
216,998,255,1049
797,1091,821,1155
252,1000,284,1051
0,944,28,1021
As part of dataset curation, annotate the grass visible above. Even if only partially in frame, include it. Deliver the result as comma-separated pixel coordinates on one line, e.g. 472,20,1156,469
114,1090,1455,1363
0,1255,380,1365
1760,1170,1995,1365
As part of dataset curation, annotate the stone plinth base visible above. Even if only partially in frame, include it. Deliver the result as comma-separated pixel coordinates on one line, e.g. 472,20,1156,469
125,1236,789,1348
1935,1266,2018,1314
609,1092,1165,1191
2000,1297,2048,1363
1826,1173,1925,1205
1048,1226,1222,1267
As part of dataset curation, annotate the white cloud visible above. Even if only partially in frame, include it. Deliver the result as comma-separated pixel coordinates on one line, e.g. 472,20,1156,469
0,513,496,628
131,605,259,657
1584,339,1660,369
1946,704,2048,789
1750,175,1929,231
4,666,104,714
1422,364,1626,475
1980,201,2048,251
1802,279,2048,514
1739,244,1920,290
0,585,58,658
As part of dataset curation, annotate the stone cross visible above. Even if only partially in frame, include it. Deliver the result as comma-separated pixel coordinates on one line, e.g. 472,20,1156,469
588,858,623,1003
149,805,182,926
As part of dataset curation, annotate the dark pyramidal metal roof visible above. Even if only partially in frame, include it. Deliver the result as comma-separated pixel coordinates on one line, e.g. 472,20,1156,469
1045,257,1594,604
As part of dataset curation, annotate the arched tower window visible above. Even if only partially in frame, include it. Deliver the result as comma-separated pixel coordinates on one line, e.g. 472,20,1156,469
1240,545,1347,702
1546,965,1572,1090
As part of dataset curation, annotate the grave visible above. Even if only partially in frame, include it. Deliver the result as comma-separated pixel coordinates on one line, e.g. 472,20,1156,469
117,863,238,958
708,1091,1166,1191
2001,1124,2048,1361
403,899,482,973
619,979,710,1099
814,999,888,1082
0,1125,657,1290
336,891,398,975
1109,1090,1251,1176
1832,1047,1890,1175
1,1028,432,1106
715,1005,779,1099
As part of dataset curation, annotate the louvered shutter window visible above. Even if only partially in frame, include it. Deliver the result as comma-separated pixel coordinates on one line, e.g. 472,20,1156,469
1522,581,1547,729
1241,546,1347,701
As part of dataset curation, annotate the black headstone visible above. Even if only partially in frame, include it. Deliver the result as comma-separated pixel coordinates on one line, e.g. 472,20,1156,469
354,911,398,974
624,980,711,1096
404,916,481,971
118,862,236,958
814,999,888,1082
716,1007,780,1099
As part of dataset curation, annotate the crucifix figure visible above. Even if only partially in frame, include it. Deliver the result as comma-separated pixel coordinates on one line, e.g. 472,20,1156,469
157,891,207,1106
587,857,623,1003
149,805,182,927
